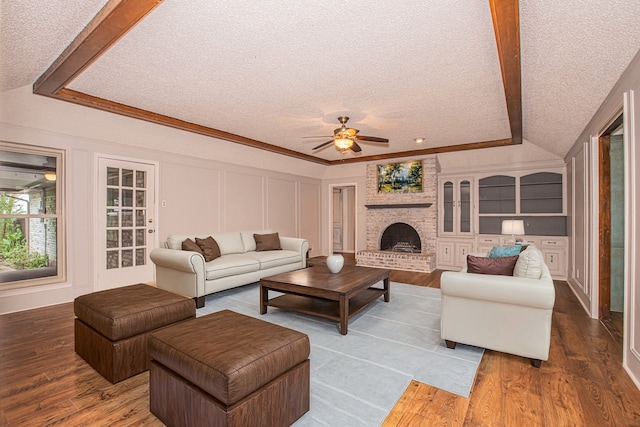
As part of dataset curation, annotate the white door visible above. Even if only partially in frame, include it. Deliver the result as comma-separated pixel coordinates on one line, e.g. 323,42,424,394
332,188,343,251
97,157,157,290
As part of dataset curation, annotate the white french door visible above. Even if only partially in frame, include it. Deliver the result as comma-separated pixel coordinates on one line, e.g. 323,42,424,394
97,157,157,290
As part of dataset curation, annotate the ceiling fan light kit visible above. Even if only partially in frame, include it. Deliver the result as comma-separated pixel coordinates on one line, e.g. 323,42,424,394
335,137,354,150
308,116,389,154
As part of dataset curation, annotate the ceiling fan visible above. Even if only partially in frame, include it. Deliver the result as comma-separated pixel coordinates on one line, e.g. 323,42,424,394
307,116,389,153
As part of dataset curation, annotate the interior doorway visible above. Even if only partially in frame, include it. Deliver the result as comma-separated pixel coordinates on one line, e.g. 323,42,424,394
331,185,356,253
599,114,625,344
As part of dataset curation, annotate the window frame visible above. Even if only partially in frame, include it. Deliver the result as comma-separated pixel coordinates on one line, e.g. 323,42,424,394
0,141,66,290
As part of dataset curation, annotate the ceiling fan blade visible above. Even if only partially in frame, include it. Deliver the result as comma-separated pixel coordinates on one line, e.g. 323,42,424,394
356,135,389,143
312,140,334,150
350,141,362,152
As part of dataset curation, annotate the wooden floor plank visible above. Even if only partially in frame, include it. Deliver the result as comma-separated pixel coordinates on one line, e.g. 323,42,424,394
2,261,640,426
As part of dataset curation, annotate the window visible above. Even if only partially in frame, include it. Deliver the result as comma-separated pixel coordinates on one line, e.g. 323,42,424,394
0,142,65,288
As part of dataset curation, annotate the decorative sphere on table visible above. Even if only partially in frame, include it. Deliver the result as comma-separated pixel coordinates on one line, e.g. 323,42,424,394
326,254,344,273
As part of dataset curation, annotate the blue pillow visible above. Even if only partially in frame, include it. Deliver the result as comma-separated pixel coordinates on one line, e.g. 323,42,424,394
489,245,522,258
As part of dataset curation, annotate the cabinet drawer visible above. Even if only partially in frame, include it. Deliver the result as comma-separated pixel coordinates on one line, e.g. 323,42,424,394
521,237,541,247
541,239,566,248
477,236,500,245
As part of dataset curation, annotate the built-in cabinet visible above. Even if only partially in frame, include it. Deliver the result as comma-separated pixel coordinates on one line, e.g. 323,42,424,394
437,238,474,269
437,163,568,278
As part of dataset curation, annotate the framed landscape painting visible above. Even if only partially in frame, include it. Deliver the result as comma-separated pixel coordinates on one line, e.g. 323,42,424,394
377,161,423,193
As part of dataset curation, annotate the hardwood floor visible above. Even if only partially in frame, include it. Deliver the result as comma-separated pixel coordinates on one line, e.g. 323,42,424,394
1,260,640,426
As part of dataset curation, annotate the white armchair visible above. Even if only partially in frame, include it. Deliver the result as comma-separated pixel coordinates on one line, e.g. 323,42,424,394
440,246,556,367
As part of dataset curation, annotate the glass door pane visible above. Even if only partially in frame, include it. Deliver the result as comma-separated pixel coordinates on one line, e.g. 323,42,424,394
443,181,454,233
104,167,148,269
459,180,471,233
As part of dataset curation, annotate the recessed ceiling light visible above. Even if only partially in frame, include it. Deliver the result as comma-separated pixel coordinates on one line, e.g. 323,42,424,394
414,137,425,144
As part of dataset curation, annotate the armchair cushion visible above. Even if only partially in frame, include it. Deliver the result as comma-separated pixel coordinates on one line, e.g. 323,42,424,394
513,245,544,279
467,255,518,276
489,244,523,258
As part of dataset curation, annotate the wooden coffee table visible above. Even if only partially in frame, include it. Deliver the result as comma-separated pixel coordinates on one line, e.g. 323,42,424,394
260,265,391,335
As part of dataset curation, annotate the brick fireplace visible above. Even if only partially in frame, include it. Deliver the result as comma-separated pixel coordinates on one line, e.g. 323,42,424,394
356,157,438,272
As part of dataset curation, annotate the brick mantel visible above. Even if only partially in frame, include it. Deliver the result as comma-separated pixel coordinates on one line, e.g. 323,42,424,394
364,203,433,209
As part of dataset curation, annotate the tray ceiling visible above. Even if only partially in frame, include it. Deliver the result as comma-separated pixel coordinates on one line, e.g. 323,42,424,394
2,1,640,164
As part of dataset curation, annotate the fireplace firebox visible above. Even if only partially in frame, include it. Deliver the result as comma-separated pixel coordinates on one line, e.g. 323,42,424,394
380,223,421,253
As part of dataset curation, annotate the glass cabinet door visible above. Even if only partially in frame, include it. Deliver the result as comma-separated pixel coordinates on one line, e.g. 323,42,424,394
440,178,473,235
443,181,454,233
459,179,471,233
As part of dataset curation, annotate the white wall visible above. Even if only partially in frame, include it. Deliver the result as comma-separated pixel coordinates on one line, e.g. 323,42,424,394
0,88,322,314
564,48,640,388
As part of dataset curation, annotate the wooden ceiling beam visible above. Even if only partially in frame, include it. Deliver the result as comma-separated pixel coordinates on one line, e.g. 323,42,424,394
56,89,330,165
33,0,163,96
328,138,514,165
489,0,522,144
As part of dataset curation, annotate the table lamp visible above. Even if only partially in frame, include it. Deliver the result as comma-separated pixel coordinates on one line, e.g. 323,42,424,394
501,219,525,244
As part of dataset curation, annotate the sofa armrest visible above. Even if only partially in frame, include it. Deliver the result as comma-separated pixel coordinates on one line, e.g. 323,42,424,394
150,248,206,299
279,237,309,267
150,248,205,273
441,271,555,309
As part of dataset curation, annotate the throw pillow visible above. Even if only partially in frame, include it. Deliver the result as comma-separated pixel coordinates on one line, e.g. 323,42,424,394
467,255,519,276
195,236,221,262
488,245,523,258
182,238,203,255
513,245,543,279
254,232,281,251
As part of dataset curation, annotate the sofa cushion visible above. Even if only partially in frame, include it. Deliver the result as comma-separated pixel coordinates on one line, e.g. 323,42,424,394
254,232,282,251
181,238,203,255
467,255,518,276
204,254,260,280
195,236,221,262
244,250,301,270
240,229,273,252
488,245,523,258
513,245,544,279
211,232,245,255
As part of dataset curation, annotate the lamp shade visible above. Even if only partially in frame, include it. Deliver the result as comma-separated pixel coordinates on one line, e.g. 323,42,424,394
501,219,525,236
335,137,354,150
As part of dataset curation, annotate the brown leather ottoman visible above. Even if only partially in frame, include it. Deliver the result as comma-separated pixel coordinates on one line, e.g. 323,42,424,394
148,309,310,427
74,284,196,383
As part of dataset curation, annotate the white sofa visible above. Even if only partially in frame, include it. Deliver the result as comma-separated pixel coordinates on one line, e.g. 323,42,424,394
440,245,556,367
150,230,309,308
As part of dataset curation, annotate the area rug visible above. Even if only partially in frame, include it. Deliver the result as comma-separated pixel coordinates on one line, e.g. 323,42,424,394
197,282,484,427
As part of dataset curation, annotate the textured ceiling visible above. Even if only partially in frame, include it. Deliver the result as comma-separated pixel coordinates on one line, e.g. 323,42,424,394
0,0,108,92
2,1,640,162
520,0,640,157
